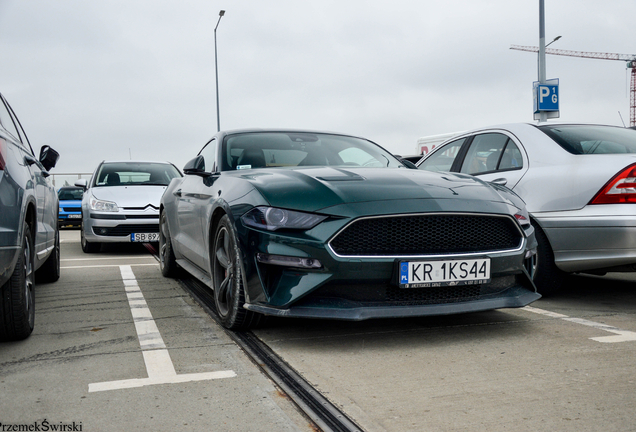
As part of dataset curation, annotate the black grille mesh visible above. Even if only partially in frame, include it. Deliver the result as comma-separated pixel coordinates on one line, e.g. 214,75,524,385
296,275,519,307
93,224,159,236
329,214,521,256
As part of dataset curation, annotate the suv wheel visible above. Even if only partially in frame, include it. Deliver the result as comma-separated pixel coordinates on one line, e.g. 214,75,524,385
0,225,36,341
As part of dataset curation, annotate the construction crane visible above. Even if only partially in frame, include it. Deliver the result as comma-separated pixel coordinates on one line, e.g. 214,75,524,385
510,45,636,127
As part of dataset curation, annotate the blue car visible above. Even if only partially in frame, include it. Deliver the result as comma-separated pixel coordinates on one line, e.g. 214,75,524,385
57,186,83,227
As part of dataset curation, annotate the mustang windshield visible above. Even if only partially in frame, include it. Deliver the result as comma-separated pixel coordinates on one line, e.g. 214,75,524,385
539,125,636,155
221,132,403,171
93,162,181,187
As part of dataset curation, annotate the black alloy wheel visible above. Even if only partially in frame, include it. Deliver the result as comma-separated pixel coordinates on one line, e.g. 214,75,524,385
212,215,261,330
159,212,180,277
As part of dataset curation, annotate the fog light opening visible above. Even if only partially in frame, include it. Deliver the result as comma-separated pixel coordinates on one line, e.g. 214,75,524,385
256,253,322,269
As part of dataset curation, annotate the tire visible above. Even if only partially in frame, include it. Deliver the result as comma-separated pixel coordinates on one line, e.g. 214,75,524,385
532,221,565,295
0,225,36,341
212,215,263,330
36,228,61,283
81,225,100,253
159,211,180,278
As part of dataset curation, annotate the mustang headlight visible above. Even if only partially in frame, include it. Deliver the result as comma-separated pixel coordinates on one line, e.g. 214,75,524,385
242,206,327,231
90,195,119,212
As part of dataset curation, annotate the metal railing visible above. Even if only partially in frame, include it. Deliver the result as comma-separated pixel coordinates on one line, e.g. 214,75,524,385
50,173,92,189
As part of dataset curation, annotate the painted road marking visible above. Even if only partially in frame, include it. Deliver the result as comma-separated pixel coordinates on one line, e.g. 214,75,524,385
523,306,636,343
63,263,159,269
62,256,156,261
88,265,236,392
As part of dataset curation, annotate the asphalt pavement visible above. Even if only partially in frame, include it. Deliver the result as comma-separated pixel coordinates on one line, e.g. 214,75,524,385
2,228,636,432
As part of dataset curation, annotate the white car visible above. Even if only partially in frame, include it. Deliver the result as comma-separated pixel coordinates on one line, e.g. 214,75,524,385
417,123,636,294
76,161,182,253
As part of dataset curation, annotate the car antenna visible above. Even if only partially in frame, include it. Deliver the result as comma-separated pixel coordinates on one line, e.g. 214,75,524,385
618,111,626,127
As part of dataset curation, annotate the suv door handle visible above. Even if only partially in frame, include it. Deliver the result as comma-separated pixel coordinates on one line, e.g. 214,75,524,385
173,189,182,197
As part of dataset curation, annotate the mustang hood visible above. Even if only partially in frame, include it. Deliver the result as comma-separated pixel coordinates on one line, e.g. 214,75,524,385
90,185,166,209
239,167,518,213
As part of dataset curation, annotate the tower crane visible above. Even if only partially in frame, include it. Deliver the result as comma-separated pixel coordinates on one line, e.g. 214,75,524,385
510,44,636,127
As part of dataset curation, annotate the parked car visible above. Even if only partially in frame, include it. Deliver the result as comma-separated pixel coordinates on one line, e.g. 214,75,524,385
0,92,60,341
416,123,636,294
75,161,182,253
159,129,540,329
57,186,84,227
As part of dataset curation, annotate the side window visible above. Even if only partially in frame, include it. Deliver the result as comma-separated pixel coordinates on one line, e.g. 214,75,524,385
460,133,509,175
0,97,22,144
418,138,466,172
338,147,383,167
198,139,217,172
499,140,523,170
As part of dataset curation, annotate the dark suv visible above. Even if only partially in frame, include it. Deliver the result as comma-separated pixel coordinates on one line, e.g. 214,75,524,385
0,92,61,341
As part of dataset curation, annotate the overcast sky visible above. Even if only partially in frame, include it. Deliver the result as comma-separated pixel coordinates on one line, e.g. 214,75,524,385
1,0,634,173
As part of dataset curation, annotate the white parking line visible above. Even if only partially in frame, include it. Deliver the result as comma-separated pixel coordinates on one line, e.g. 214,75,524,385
522,306,636,343
63,263,159,269
88,265,236,392
62,256,156,261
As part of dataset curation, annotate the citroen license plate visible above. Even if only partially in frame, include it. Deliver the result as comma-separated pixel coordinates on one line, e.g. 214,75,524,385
131,233,160,242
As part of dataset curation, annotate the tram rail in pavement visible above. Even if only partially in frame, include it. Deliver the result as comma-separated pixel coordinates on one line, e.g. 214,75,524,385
1,228,313,431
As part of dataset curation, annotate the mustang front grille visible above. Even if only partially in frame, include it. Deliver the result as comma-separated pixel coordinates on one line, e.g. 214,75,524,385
329,213,522,257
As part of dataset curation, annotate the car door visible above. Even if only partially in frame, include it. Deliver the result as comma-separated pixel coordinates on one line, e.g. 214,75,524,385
456,132,528,189
175,139,218,271
1,95,55,256
418,131,529,190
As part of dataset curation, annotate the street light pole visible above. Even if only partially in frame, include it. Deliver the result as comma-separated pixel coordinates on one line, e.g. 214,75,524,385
537,1,561,123
538,0,547,123
214,10,225,132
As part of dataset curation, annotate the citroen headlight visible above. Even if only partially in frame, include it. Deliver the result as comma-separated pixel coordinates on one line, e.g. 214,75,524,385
90,195,119,212
241,206,327,231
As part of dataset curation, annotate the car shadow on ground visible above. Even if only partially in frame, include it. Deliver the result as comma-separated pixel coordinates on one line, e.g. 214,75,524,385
537,272,636,313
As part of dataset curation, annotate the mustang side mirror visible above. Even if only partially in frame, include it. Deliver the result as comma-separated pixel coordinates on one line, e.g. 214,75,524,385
39,145,60,171
183,155,216,176
400,158,418,169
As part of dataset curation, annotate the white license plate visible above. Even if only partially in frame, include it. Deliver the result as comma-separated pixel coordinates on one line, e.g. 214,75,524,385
399,258,491,288
131,233,160,242
67,214,81,219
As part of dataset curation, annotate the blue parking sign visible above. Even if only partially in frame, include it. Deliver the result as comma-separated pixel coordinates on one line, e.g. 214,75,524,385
534,79,559,114
538,84,558,111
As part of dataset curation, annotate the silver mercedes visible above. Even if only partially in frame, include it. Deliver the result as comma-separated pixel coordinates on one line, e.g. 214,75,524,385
416,123,636,294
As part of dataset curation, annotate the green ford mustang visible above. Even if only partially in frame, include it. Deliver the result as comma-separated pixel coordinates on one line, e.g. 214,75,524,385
159,129,540,329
